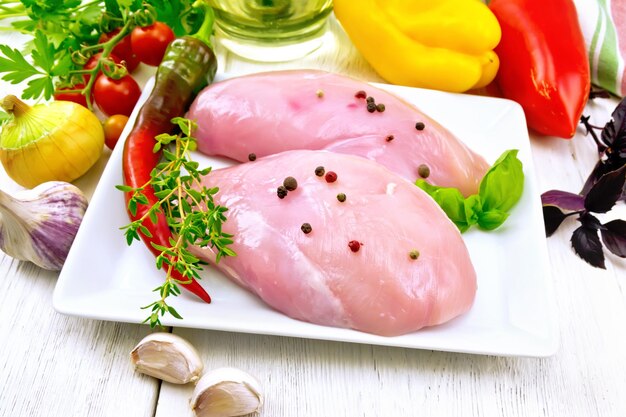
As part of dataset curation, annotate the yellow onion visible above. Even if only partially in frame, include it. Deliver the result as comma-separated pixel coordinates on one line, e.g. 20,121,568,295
0,95,104,188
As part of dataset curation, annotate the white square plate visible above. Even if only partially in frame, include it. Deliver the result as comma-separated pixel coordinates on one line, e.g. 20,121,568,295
53,76,558,357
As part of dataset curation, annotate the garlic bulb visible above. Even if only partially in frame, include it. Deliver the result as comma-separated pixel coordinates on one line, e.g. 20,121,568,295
0,95,104,188
130,332,204,384
191,367,263,417
0,181,87,270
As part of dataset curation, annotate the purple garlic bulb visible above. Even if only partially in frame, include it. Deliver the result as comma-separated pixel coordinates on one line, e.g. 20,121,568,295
0,181,88,270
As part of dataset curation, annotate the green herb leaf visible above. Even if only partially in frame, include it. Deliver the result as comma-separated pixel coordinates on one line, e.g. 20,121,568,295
416,149,524,232
0,45,44,84
115,184,134,192
167,305,183,319
117,116,235,326
479,149,524,213
31,30,55,73
416,180,469,232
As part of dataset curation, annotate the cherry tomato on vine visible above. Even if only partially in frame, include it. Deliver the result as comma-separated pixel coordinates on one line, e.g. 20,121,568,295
130,22,176,66
103,114,130,150
83,53,122,83
54,83,88,108
93,75,141,117
99,29,140,72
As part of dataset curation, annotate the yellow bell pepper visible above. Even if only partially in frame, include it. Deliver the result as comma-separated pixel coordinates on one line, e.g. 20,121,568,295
334,0,502,93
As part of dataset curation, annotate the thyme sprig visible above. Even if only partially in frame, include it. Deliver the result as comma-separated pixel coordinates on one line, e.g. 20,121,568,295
117,117,235,327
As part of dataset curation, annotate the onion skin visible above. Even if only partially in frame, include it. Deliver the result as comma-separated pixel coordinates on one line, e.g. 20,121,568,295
0,96,104,188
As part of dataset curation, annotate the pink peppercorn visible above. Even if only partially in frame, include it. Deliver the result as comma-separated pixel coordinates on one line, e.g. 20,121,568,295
348,240,361,252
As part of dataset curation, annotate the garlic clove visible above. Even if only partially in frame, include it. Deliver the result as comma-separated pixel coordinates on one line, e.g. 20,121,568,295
191,367,263,417
130,332,204,384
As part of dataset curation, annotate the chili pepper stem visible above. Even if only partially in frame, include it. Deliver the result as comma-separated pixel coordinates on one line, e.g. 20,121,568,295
191,0,215,46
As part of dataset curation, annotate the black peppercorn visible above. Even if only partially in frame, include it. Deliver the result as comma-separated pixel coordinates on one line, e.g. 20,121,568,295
367,102,376,113
283,176,298,191
248,153,257,161
301,223,312,234
415,122,425,131
277,185,288,199
315,166,325,176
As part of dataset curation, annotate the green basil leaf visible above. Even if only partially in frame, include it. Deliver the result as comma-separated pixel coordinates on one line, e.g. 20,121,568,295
416,149,524,233
478,209,509,230
479,149,524,213
416,179,469,231
464,194,482,227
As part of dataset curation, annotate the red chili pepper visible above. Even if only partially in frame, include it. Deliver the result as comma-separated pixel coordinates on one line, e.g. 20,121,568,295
122,11,217,302
489,0,590,138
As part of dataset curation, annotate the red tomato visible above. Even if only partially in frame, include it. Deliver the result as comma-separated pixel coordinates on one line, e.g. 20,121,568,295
54,83,88,108
103,114,130,150
130,22,175,66
99,29,140,72
83,53,122,83
93,75,141,117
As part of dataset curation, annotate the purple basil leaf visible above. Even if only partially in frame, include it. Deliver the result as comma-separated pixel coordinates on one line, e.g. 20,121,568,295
581,160,608,196
601,96,626,147
580,211,603,230
571,225,606,269
541,190,585,211
584,165,626,213
601,219,626,257
601,119,617,148
543,205,567,236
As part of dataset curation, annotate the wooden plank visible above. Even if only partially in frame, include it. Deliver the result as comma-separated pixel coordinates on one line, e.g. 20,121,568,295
0,254,159,417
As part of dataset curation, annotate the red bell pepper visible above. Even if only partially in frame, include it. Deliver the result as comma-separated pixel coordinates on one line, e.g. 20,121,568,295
489,0,590,138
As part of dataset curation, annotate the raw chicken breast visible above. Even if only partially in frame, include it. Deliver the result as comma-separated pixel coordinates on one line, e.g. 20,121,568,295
192,150,477,336
186,70,489,197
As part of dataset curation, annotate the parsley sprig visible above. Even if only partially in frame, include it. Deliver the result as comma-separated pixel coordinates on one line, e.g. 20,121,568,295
0,1,205,104
117,117,235,327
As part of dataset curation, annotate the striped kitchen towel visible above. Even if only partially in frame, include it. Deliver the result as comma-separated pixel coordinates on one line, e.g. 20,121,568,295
575,0,626,96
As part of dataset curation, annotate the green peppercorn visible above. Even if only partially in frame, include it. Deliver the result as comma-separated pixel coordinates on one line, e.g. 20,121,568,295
376,103,385,112
337,193,346,202
283,176,298,191
409,250,420,260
